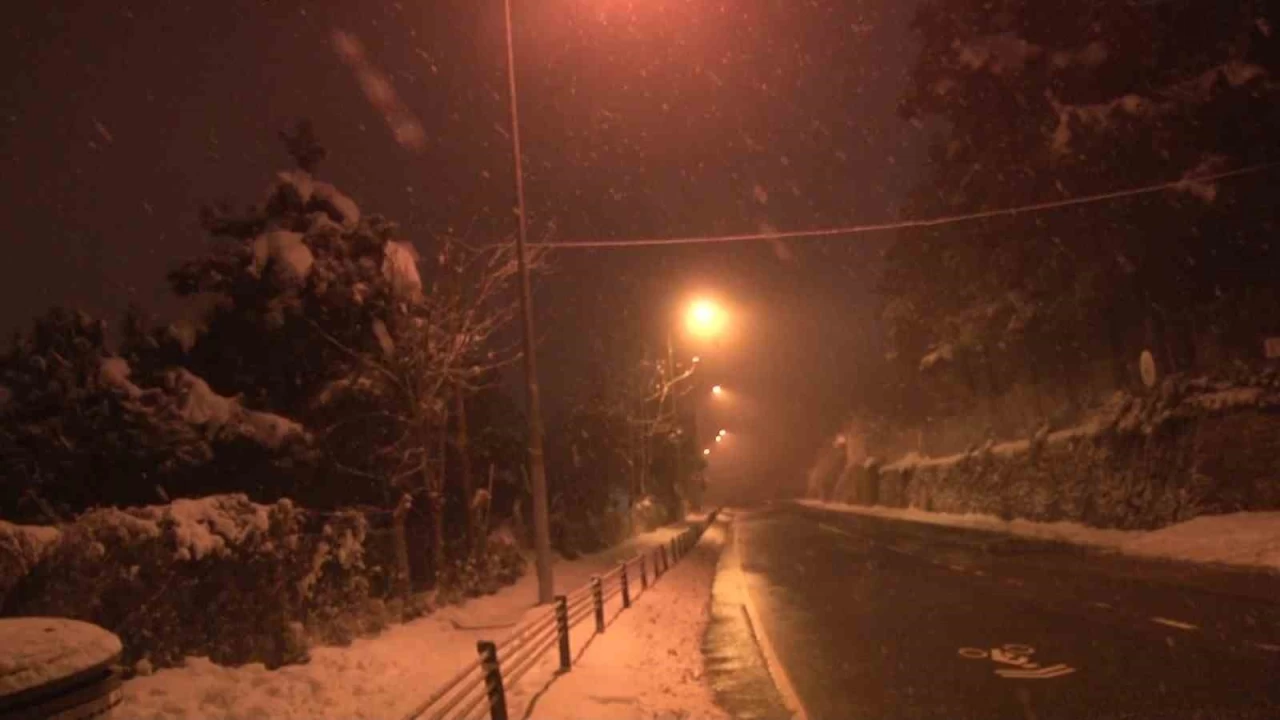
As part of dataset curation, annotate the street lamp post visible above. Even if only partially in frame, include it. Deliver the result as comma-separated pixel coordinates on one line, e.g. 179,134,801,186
502,0,554,604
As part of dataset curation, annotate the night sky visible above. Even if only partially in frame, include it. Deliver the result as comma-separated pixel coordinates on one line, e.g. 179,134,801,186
2,0,928,497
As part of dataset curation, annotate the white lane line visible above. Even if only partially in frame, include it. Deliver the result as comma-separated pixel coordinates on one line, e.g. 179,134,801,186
1253,643,1280,653
1151,617,1199,631
1092,602,1113,610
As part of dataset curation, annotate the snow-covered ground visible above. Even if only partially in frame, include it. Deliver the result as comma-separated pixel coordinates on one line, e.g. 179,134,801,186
118,517,708,720
526,517,729,720
797,499,1280,572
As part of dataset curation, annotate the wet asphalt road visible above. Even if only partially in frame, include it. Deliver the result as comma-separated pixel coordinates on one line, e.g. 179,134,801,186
733,503,1280,720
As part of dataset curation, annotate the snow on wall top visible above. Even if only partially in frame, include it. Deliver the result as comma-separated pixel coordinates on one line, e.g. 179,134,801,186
0,617,122,697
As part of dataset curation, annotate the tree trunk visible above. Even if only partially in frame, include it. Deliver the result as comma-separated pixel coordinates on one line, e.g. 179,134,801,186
422,426,447,588
455,387,474,548
392,493,413,598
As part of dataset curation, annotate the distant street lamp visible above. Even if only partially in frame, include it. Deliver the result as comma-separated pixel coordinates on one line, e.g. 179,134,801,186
715,435,723,443
703,448,712,456
711,384,723,396
718,429,727,437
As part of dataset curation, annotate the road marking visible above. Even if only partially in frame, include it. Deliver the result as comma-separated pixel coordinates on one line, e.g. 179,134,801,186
1092,602,1113,610
996,664,1077,680
959,643,1078,680
1151,617,1199,631
1253,643,1280,653
946,564,966,572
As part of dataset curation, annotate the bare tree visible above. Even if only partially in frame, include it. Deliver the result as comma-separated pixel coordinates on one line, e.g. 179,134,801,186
310,237,541,584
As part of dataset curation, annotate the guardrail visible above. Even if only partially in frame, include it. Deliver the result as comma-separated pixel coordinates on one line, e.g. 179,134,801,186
401,509,722,720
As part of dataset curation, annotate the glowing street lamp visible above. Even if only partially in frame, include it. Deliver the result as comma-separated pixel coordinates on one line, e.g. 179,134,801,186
711,384,723,396
703,448,711,456
718,429,727,437
685,299,726,340
715,435,723,443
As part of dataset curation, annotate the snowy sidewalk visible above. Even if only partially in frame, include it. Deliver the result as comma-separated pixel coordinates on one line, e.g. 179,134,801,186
118,515,711,720
797,499,1280,572
524,517,730,720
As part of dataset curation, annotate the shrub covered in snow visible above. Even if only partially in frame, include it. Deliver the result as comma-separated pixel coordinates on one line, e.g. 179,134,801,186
435,527,527,605
1,495,390,671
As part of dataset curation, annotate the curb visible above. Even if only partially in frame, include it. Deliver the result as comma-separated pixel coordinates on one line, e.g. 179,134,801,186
731,514,810,720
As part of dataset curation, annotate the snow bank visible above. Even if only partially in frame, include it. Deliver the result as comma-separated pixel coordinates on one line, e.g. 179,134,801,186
116,520,706,720
0,617,122,696
798,500,1280,572
1123,512,1280,568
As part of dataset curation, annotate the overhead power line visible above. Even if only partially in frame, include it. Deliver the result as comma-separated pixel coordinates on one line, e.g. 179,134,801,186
531,161,1280,249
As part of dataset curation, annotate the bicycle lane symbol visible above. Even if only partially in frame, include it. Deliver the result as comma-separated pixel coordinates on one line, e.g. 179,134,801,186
958,643,1078,680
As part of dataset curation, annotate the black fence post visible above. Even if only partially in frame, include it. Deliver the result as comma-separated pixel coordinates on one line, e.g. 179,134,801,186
658,546,667,575
671,536,679,562
591,576,605,633
555,595,571,672
477,641,509,720
620,562,631,609
639,554,648,590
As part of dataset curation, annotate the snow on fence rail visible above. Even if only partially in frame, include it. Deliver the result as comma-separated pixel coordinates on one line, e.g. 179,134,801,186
401,510,722,720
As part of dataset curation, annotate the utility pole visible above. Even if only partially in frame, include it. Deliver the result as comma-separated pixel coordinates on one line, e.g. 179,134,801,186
503,0,553,604
667,332,683,515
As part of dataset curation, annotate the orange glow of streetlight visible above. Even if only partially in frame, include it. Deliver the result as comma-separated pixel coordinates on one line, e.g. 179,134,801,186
715,435,723,443
685,299,726,340
711,384,723,396
703,448,711,456
718,429,727,437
